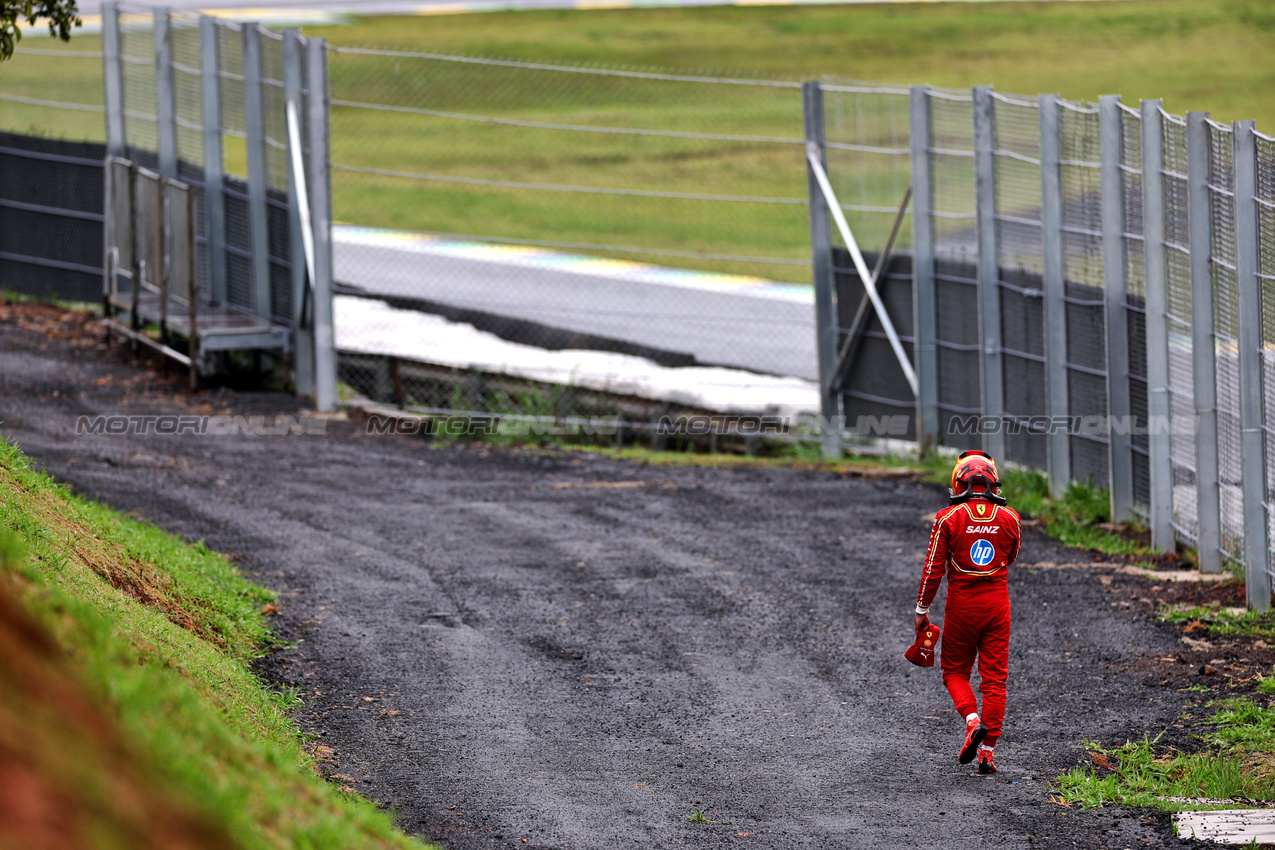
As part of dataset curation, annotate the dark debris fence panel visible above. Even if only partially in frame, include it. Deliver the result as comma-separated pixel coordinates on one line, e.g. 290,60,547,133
1059,99,1109,487
0,39,106,303
1209,120,1245,564
993,93,1047,471
927,90,982,442
1255,130,1275,579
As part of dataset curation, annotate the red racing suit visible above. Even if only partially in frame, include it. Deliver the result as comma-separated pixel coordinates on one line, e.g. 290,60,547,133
916,498,1021,747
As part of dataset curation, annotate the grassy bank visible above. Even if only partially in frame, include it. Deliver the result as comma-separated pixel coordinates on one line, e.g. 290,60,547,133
0,436,430,850
2,1,1271,282
315,0,1273,281
312,1,1275,125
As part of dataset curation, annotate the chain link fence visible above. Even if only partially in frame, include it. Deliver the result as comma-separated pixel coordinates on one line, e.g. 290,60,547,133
819,83,914,439
992,92,1047,471
1058,99,1107,488
893,87,1275,595
93,5,326,393
1207,120,1244,565
926,91,982,442
324,45,822,429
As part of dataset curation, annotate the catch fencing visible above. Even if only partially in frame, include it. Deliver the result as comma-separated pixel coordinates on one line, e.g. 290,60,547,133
806,81,1275,605
324,46,821,429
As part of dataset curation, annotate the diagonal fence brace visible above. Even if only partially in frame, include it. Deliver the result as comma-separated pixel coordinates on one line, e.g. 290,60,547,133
826,184,912,397
806,143,919,397
287,97,317,330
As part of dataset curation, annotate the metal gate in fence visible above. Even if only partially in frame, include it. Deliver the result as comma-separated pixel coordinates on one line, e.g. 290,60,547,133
98,3,335,403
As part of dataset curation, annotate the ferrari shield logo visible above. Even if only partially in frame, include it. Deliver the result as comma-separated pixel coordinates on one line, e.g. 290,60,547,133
976,504,986,516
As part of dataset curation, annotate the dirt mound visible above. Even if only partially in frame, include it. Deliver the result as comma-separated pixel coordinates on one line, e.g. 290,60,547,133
0,570,238,850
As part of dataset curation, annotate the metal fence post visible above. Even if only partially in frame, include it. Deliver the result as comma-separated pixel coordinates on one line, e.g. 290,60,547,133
1233,121,1270,610
284,29,313,396
1141,100,1176,552
242,23,271,321
1100,95,1135,524
1187,111,1223,573
803,80,842,458
154,8,177,179
102,2,126,314
1039,93,1070,497
103,3,125,159
973,86,1005,461
200,17,226,305
910,85,939,455
308,37,336,412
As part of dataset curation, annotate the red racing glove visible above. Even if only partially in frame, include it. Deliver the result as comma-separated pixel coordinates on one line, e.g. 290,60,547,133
905,623,941,667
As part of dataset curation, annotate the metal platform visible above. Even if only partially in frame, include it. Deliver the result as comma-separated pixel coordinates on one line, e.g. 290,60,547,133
106,289,290,385
104,158,291,387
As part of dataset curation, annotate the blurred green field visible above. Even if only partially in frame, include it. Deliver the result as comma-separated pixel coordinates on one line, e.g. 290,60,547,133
1,1,1271,282
313,1,1275,125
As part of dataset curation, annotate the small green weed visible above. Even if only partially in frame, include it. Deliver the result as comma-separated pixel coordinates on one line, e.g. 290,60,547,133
688,811,730,824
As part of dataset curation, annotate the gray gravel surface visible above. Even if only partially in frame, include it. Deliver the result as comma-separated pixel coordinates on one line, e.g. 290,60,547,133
0,314,1217,849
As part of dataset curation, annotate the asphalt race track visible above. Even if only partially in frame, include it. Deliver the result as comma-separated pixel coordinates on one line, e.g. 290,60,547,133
332,238,819,380
0,316,1215,849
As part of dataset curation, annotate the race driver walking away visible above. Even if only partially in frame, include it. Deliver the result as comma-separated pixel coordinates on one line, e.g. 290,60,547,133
914,450,1022,774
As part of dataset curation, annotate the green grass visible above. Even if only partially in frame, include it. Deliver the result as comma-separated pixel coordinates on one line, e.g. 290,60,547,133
1160,606,1275,641
0,436,431,850
5,1,1271,282
1057,697,1275,810
308,0,1275,281
999,468,1150,556
312,1,1275,125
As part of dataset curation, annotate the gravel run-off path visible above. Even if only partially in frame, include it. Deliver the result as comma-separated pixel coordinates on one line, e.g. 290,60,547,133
0,309,1219,849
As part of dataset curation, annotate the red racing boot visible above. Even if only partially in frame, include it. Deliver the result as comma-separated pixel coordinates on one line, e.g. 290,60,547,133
977,745,997,774
959,716,987,764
